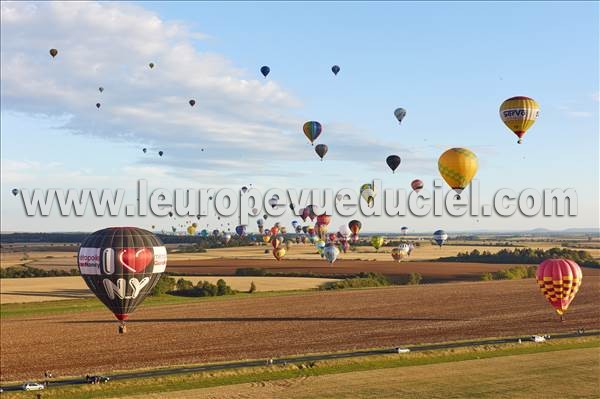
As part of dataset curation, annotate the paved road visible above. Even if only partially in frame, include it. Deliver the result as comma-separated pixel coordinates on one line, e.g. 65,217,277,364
2,330,596,392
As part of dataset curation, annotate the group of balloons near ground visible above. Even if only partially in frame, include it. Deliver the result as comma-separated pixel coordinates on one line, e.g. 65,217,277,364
45,49,578,329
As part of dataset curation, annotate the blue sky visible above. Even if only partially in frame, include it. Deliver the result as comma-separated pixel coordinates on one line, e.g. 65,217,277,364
1,1,598,232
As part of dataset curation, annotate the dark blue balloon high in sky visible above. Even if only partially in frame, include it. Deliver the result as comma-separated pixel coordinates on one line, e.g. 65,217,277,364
260,65,270,78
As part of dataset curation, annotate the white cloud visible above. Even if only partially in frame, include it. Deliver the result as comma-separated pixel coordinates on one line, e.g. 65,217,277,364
0,1,430,188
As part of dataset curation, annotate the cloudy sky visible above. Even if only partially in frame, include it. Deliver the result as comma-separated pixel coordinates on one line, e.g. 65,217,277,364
1,1,598,233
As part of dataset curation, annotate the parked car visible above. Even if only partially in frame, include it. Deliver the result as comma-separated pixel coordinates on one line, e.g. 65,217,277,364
396,347,411,353
86,375,110,384
22,382,44,391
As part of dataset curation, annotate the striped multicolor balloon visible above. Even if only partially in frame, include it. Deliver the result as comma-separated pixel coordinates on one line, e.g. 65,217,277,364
438,148,478,197
303,121,322,145
536,259,582,318
499,96,540,144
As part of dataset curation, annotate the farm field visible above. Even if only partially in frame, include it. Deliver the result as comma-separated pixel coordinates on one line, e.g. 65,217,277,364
115,347,599,399
0,276,339,304
2,276,598,382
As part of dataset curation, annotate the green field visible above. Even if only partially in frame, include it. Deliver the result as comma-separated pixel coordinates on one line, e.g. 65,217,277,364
2,337,598,399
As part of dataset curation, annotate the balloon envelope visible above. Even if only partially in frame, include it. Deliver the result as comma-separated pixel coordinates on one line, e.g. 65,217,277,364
315,144,328,160
323,244,340,264
433,230,448,247
394,108,406,124
371,236,384,250
438,148,478,197
331,65,340,75
49,48,58,58
260,65,270,77
303,121,322,144
536,259,582,316
411,179,424,192
500,96,540,144
77,227,167,323
386,155,401,172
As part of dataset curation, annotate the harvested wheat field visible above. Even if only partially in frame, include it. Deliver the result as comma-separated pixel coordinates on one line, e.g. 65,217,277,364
0,276,339,304
116,347,600,399
2,276,598,382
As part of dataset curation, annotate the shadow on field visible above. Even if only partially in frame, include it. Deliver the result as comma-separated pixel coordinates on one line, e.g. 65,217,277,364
63,315,464,324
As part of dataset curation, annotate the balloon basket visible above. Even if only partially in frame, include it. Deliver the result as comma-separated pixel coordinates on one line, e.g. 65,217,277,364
118,323,127,334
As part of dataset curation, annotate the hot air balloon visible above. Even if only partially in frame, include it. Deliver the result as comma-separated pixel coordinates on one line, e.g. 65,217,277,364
315,144,328,161
142,148,147,153
411,179,423,192
323,243,340,264
386,155,401,173
99,87,104,93
338,225,351,240
49,48,58,58
273,246,286,260
315,239,326,254
401,226,408,235
189,99,196,107
433,230,448,247
371,236,384,251
438,148,478,199
262,234,271,244
349,220,362,242
500,96,540,144
223,233,232,244
168,211,173,217
260,66,270,77
536,259,582,320
271,236,282,249
158,151,164,157
303,121,322,145
187,225,196,235
77,227,167,333
394,108,406,124
360,183,375,207
241,186,248,193
270,226,279,236
149,62,155,69
96,103,101,109
391,243,410,262
331,65,341,76
235,225,247,237
268,197,278,209
11,188,19,196
316,214,331,226
315,223,328,239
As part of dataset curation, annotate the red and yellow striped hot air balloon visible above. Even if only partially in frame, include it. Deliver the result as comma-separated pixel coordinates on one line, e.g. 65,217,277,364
536,259,582,320
438,148,478,199
499,96,540,144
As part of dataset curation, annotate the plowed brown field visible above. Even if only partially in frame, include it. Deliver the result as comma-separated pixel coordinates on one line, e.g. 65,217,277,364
2,275,599,382
167,258,550,283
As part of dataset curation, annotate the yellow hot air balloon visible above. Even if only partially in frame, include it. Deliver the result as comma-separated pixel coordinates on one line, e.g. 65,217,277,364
438,148,478,199
273,246,286,261
187,225,196,235
262,234,271,244
371,236,384,251
499,96,540,144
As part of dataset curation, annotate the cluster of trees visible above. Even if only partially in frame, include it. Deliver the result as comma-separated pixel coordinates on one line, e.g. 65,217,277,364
481,266,537,281
150,275,238,297
1,266,79,278
439,247,599,268
320,272,391,290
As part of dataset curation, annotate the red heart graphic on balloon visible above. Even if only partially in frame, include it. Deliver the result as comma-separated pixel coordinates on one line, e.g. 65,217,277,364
118,248,153,273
